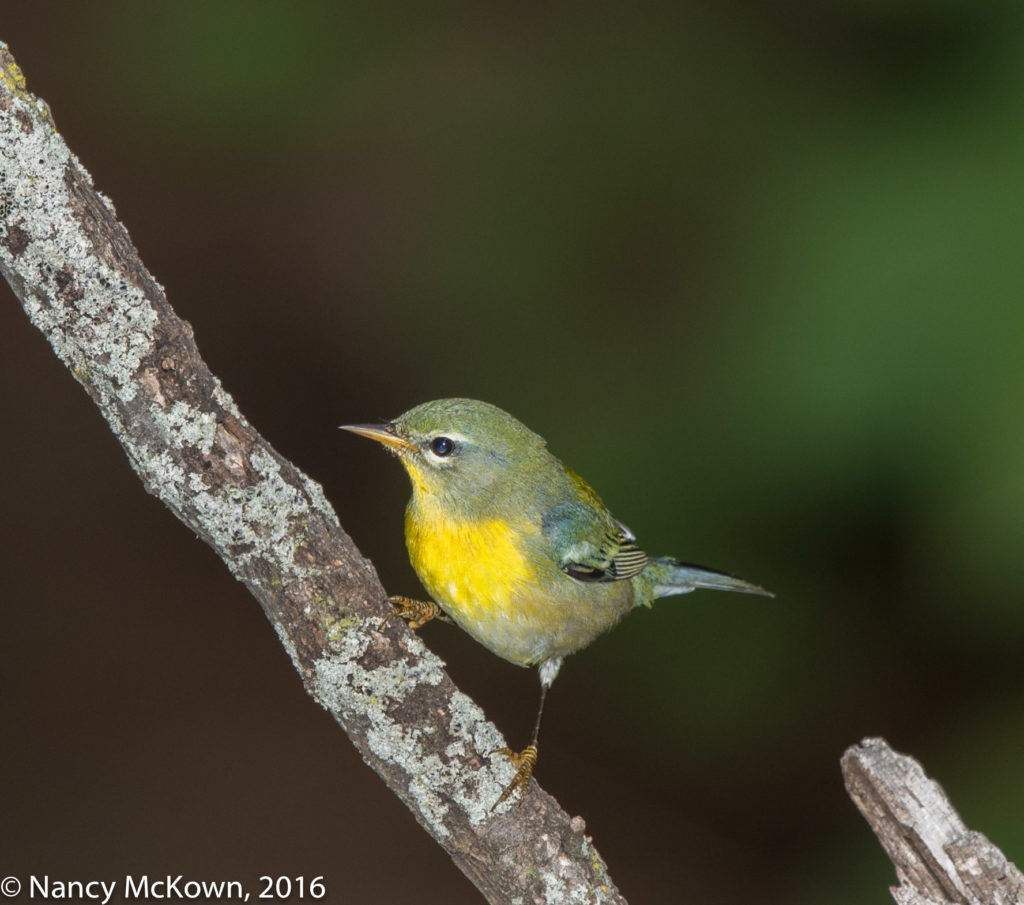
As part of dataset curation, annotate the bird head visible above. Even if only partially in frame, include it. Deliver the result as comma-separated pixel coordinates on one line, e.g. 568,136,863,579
341,398,547,504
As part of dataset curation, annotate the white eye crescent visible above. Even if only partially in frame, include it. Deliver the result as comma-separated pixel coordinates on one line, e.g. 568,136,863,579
423,431,470,464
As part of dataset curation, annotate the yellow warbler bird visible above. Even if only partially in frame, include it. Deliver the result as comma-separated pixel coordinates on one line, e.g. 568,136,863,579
342,398,770,806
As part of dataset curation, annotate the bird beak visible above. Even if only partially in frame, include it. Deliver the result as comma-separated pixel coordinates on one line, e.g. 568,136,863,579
339,422,418,453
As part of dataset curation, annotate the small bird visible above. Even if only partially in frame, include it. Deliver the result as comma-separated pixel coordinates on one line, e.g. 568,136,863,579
342,398,770,806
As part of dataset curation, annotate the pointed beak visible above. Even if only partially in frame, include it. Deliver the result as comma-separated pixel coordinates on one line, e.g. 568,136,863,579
339,422,418,453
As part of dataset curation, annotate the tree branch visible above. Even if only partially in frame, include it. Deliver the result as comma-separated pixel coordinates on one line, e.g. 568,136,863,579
0,41,625,905
842,737,1024,905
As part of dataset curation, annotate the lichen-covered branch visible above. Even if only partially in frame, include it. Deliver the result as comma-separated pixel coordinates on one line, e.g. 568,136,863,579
0,41,626,905
842,738,1024,905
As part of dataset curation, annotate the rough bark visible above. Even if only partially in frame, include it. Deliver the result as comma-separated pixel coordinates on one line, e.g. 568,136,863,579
0,41,625,905
843,738,1024,905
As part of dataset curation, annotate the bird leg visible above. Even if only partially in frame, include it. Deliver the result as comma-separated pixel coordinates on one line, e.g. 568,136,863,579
490,660,560,809
379,595,452,631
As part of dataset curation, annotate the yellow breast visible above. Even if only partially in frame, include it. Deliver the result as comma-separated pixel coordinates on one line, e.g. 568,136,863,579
405,502,537,624
403,492,633,667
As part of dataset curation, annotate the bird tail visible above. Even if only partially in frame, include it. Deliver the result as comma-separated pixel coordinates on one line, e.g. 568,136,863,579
639,557,773,603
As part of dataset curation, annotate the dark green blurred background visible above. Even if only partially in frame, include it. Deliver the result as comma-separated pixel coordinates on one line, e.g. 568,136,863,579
3,3,1023,903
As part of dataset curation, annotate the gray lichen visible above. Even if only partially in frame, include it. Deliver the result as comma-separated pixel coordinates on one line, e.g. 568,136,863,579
0,117,157,412
313,631,510,840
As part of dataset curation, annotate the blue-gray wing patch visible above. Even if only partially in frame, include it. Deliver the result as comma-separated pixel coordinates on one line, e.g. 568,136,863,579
543,502,650,583
562,530,649,582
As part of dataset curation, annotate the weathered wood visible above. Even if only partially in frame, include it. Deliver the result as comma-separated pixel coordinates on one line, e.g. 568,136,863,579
843,737,1024,905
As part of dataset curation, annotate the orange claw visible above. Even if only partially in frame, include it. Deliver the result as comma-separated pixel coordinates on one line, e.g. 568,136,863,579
379,595,451,631
490,743,538,809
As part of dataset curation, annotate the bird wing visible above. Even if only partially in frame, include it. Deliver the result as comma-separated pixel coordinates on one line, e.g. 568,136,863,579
563,527,649,582
541,490,650,584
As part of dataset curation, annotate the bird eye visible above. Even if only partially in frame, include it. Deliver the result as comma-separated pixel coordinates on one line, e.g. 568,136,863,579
430,436,455,457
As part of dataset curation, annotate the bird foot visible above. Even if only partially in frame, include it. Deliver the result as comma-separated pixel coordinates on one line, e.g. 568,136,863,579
379,595,452,631
490,743,538,809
